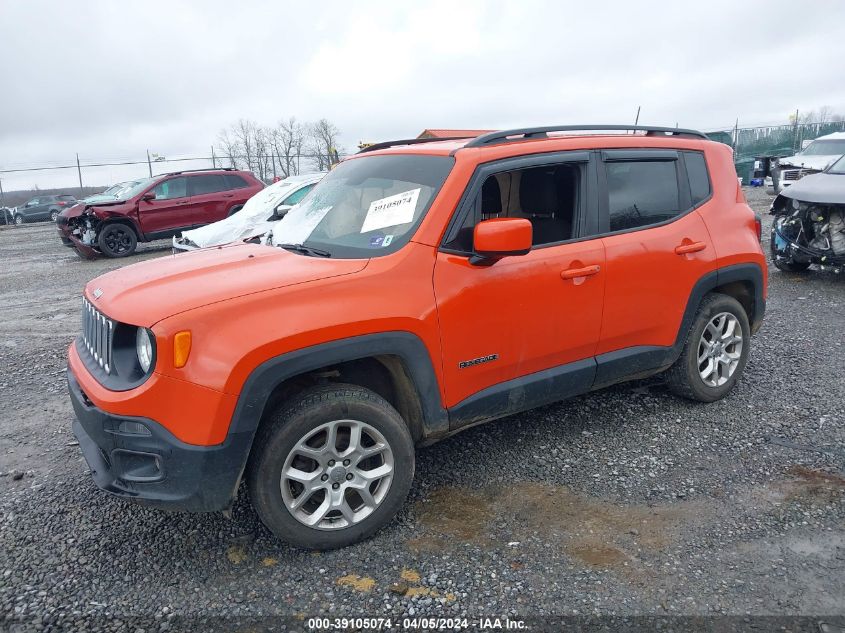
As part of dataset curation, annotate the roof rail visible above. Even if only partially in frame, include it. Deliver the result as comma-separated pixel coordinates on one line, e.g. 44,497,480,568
464,125,708,148
357,136,477,154
161,166,236,176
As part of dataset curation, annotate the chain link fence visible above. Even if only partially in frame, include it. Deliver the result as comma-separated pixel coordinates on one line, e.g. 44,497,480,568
704,121,845,182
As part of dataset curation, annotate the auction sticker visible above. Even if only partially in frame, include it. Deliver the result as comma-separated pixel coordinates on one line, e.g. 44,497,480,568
360,189,420,233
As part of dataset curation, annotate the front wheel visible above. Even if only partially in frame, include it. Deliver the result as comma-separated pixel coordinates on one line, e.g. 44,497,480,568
665,293,750,402
248,384,415,549
14,214,24,225
97,223,137,258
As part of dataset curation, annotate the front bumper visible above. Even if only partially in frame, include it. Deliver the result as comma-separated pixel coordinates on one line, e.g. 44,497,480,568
68,369,251,512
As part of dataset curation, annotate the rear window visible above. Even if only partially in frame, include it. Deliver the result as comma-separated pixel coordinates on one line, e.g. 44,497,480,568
684,152,711,206
58,194,76,200
190,174,227,195
606,161,680,231
225,174,250,189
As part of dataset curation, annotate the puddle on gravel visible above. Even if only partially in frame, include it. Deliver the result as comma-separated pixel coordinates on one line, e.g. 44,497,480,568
410,482,688,565
410,468,844,569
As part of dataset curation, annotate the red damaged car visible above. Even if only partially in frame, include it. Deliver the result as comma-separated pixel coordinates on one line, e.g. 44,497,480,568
57,168,264,258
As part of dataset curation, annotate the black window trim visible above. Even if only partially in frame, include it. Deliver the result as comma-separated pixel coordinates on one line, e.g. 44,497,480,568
596,148,699,238
439,150,596,256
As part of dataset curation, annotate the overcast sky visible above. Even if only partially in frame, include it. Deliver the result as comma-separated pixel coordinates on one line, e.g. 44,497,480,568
2,0,845,192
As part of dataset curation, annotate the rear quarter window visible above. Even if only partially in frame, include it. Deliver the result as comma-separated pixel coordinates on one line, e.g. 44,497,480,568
684,152,711,205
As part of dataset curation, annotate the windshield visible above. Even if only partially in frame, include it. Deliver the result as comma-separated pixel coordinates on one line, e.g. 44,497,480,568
827,155,845,174
802,139,845,156
116,178,154,200
268,154,454,258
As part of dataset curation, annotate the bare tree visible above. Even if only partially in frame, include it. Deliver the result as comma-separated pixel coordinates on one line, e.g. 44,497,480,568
308,119,342,171
816,105,834,124
217,129,241,169
270,117,306,177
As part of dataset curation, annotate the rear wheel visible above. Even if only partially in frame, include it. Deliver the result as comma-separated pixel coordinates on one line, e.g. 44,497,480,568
227,205,244,217
97,223,138,258
665,293,750,402
50,210,60,222
248,384,415,549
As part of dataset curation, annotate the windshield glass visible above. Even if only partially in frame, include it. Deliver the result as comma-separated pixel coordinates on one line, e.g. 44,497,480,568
802,139,845,156
827,155,845,174
115,178,154,200
268,155,454,258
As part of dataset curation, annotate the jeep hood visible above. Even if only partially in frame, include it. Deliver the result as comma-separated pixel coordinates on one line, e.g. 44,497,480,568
778,154,839,171
85,243,368,326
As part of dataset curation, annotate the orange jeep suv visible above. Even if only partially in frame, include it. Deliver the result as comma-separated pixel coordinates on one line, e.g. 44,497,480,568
67,125,766,549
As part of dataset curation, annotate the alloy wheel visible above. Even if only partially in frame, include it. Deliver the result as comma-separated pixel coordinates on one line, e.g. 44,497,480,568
280,419,394,530
697,311,743,387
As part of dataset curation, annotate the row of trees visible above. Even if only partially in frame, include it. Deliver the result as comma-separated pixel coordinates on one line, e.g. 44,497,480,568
216,118,342,181
789,106,845,125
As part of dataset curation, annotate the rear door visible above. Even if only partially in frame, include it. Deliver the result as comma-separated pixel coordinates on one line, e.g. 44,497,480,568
186,174,230,224
594,149,715,384
24,197,47,220
138,176,190,236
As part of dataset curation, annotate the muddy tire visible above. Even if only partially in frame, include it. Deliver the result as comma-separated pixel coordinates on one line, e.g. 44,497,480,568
247,384,414,550
97,223,137,258
665,293,750,403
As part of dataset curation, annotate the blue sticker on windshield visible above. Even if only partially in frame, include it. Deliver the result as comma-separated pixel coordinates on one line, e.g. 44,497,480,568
369,235,384,248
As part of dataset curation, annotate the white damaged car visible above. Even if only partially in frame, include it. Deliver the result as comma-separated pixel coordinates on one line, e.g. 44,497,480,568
172,172,325,252
772,131,845,193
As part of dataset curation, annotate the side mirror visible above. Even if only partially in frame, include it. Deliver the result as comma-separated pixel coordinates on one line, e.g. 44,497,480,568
471,218,532,265
272,204,292,219
141,192,156,201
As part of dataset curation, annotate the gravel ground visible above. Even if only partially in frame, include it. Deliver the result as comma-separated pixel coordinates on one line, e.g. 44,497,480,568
1,189,843,632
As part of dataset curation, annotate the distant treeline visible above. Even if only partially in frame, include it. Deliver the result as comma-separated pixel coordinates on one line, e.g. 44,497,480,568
0,186,107,209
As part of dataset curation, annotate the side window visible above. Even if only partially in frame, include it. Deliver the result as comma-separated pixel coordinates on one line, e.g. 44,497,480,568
606,161,679,231
444,163,581,252
189,174,227,195
153,177,188,200
282,183,315,206
684,152,711,205
224,174,249,189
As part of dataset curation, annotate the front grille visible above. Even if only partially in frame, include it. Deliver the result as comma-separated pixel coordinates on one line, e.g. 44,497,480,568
783,169,801,181
81,297,115,374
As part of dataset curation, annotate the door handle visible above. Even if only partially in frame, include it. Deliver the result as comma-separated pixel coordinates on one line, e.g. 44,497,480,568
674,241,706,255
561,264,601,280
223,193,235,198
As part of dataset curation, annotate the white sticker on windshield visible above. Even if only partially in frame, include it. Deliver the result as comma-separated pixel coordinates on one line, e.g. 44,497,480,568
360,189,420,233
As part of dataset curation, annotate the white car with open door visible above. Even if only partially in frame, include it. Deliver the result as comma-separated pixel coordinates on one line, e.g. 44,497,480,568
172,172,325,252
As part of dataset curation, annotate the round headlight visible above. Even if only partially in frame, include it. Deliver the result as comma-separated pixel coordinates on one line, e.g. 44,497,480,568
136,327,154,373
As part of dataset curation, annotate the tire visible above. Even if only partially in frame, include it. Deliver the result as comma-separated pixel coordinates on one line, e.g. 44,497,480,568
14,214,25,225
247,384,415,550
226,205,244,217
50,210,60,222
97,223,138,258
665,293,750,403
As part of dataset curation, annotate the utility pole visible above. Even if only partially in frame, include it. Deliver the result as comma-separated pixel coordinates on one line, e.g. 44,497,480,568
733,118,739,151
76,154,83,192
211,145,217,169
792,108,799,153
634,105,641,128
146,150,153,177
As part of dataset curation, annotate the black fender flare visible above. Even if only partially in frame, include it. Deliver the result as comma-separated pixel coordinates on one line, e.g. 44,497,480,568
221,332,448,494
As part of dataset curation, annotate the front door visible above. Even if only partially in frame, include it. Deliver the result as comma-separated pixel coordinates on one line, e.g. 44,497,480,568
138,176,190,236
434,154,605,413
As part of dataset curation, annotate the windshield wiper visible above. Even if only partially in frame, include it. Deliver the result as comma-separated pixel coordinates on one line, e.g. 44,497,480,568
277,243,332,257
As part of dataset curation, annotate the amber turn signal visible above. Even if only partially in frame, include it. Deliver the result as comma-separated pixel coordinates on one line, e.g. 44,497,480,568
173,331,192,368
